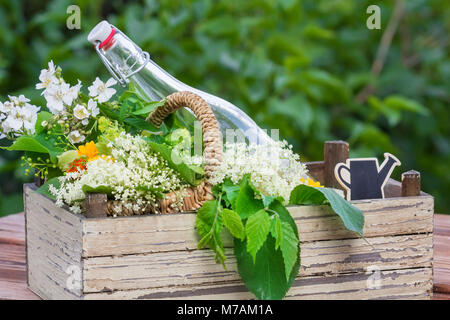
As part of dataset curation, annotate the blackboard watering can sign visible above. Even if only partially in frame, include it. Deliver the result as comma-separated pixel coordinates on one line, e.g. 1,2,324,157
334,153,401,201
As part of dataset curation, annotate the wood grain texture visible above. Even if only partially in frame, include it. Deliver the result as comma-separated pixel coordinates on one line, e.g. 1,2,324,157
84,268,432,300
2,213,448,300
83,234,432,293
82,195,433,257
24,185,84,300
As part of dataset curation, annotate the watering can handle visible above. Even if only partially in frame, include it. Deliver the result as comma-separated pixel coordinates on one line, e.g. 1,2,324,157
335,163,351,189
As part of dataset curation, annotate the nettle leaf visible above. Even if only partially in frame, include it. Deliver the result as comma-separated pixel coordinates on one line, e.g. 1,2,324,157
245,209,271,261
195,200,226,267
270,215,283,250
222,208,245,240
222,179,240,207
234,236,295,300
235,177,264,219
279,221,299,281
289,185,364,236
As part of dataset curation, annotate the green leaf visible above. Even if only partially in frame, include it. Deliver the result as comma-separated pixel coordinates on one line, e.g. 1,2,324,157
57,150,78,170
222,208,245,240
289,185,364,236
3,134,64,163
35,111,53,134
270,215,283,250
132,99,166,116
235,178,264,219
279,221,299,281
222,179,240,207
245,209,271,262
234,235,297,300
384,95,429,116
36,177,60,200
288,183,326,205
195,200,226,267
124,117,160,133
81,185,113,195
147,141,204,186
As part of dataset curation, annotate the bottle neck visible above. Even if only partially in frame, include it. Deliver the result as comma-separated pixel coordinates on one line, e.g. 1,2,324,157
97,30,186,101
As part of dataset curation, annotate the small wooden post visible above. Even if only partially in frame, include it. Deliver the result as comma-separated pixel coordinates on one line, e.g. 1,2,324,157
324,140,349,189
401,170,421,197
85,193,107,218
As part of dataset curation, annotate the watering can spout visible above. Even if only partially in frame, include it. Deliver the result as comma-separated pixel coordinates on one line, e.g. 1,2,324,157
377,153,401,188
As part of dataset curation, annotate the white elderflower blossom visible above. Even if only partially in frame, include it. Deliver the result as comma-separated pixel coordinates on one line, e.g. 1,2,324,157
51,134,186,215
88,77,117,103
210,141,309,203
35,60,58,93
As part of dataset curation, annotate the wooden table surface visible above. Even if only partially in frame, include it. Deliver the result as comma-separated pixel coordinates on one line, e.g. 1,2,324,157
0,212,449,300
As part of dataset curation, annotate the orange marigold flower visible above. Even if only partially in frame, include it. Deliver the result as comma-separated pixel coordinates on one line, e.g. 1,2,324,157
77,141,99,161
66,158,87,173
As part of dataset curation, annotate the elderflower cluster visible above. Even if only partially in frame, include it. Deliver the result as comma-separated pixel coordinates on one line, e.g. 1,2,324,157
211,140,309,203
35,61,115,144
0,95,40,139
51,134,186,215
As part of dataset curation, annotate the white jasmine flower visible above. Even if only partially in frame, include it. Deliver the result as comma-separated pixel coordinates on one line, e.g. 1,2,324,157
9,95,30,105
73,104,90,120
68,130,85,144
44,82,72,114
88,77,117,103
87,99,99,117
0,101,14,113
35,61,58,93
67,80,82,102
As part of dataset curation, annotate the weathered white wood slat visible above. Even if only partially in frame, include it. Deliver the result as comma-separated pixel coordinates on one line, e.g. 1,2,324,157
82,195,433,257
24,184,434,300
84,267,432,300
82,233,432,293
25,186,83,299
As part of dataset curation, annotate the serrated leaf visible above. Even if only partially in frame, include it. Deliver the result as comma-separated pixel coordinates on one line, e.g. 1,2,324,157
270,216,283,249
235,178,264,219
279,221,299,281
195,200,226,267
222,179,240,207
222,208,245,240
245,209,271,262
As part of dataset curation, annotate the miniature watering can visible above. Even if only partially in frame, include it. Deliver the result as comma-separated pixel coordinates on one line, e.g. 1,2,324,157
334,153,401,201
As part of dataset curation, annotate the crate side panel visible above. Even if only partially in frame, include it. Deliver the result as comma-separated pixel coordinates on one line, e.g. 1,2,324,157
83,233,432,293
83,196,433,257
25,185,83,300
84,267,432,300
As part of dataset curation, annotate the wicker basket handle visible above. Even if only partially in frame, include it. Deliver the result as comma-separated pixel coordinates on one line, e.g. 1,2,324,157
146,91,223,180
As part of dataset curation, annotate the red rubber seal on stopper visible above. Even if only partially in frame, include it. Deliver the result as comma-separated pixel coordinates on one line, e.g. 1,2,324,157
98,28,116,49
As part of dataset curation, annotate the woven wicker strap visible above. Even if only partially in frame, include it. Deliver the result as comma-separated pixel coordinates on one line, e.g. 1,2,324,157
147,91,223,180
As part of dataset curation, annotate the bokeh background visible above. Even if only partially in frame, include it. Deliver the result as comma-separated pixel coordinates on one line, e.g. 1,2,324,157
0,0,448,216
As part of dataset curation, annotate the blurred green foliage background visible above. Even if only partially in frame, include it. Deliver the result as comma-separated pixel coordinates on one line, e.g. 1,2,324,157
0,0,448,216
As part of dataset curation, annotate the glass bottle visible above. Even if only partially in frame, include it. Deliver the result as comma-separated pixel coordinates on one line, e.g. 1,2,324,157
87,21,273,145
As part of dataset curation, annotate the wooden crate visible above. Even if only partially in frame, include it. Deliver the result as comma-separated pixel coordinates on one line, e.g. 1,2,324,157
24,141,434,300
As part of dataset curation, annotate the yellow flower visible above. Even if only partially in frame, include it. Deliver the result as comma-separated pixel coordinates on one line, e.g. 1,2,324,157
77,141,99,162
300,177,324,188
